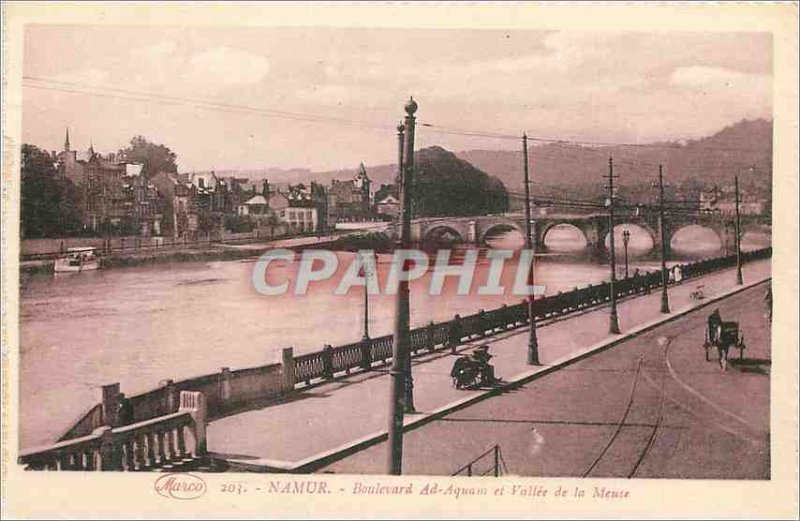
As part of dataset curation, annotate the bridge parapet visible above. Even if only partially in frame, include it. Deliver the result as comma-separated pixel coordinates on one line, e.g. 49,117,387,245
407,211,769,258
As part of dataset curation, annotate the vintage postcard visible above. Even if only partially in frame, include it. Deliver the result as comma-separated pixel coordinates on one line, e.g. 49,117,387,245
2,2,798,519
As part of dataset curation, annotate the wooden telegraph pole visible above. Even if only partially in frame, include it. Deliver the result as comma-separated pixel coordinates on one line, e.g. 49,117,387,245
522,134,540,365
658,165,670,313
606,156,621,334
735,173,743,285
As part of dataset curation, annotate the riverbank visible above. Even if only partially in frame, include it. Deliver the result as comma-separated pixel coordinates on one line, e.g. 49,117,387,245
18,232,353,274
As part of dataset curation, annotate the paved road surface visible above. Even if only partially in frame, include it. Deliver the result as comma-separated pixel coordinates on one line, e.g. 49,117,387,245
322,282,771,478
206,261,770,465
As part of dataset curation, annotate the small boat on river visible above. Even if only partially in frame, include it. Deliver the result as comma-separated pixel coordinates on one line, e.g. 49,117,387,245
54,247,101,273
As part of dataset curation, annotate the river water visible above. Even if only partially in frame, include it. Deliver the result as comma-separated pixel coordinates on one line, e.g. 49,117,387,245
18,227,770,447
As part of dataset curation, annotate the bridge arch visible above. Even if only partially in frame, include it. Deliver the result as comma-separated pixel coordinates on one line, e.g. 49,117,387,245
423,225,464,244
670,224,725,256
603,223,656,255
479,222,524,245
539,222,590,252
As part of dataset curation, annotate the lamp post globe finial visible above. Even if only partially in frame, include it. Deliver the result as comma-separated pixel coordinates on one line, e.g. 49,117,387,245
405,96,418,115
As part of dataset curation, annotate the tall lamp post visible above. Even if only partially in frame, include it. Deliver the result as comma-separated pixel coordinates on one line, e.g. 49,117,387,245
724,221,732,256
622,229,630,279
605,156,621,334
361,252,377,342
387,98,417,475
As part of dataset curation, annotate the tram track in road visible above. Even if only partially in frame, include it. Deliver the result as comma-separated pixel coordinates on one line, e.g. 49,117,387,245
584,308,766,479
582,336,672,479
628,337,670,477
582,356,644,478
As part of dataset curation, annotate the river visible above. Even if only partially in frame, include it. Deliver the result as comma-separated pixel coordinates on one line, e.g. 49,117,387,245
18,226,770,447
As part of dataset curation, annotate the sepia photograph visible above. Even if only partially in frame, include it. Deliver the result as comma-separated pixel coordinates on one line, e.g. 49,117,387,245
2,2,797,519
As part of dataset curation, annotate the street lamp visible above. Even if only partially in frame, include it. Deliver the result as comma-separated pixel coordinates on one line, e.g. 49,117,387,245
360,252,377,342
724,221,733,256
387,98,417,476
622,229,630,279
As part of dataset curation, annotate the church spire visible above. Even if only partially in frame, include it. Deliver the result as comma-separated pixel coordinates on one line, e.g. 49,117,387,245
64,127,71,151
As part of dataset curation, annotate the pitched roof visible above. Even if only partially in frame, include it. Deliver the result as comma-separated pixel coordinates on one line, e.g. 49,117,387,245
244,195,268,205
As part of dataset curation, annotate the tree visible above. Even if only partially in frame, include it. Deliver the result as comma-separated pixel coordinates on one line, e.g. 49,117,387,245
411,146,509,217
119,136,178,178
20,144,83,238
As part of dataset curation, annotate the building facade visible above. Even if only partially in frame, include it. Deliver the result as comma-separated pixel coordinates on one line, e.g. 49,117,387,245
56,129,162,235
326,163,372,224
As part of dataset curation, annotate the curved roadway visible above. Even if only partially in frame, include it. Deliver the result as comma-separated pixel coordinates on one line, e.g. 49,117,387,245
323,282,771,478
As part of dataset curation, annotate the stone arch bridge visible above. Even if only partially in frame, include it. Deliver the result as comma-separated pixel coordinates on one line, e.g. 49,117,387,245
385,211,769,258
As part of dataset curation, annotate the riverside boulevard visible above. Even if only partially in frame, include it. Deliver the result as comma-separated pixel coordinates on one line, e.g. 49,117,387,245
323,281,770,477
206,259,770,473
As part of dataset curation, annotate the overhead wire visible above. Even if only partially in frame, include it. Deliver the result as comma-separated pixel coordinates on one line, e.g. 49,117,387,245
26,75,773,158
26,75,766,216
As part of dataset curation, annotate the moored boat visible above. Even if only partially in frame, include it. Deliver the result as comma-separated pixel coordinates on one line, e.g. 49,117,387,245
54,247,101,272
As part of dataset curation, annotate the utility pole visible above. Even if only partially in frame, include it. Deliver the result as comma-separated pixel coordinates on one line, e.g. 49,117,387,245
522,134,540,365
735,173,743,285
605,156,621,334
658,165,670,313
387,98,417,475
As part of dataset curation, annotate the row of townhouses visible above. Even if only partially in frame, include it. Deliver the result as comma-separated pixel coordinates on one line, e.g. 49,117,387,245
53,130,402,239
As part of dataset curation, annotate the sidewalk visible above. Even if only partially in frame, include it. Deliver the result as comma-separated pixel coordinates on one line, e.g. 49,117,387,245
322,282,771,477
206,260,771,468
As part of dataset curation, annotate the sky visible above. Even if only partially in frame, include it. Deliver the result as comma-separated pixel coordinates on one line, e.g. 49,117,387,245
22,26,772,172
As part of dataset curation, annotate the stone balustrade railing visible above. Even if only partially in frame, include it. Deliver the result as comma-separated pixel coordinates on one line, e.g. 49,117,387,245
19,391,206,471
112,411,196,471
37,247,771,463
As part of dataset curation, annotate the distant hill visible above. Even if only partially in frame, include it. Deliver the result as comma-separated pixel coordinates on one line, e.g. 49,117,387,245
458,119,772,197
210,119,772,199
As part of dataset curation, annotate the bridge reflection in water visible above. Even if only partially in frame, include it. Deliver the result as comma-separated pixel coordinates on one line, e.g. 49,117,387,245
434,219,770,261
407,212,770,260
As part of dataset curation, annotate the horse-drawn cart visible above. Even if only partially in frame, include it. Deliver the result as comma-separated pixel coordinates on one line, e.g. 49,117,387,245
704,320,746,370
